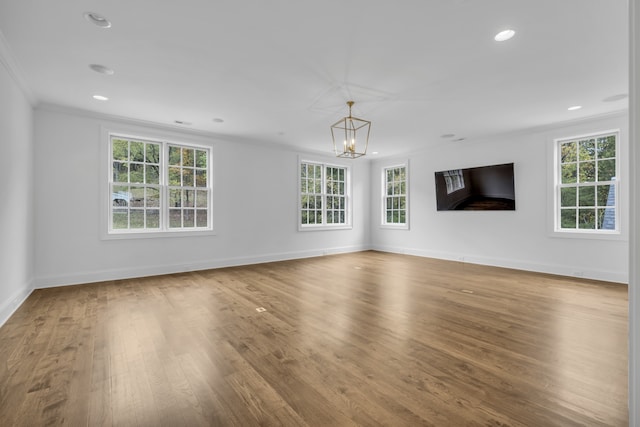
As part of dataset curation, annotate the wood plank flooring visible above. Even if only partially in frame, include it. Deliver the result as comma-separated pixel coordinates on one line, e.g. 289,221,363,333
0,251,628,426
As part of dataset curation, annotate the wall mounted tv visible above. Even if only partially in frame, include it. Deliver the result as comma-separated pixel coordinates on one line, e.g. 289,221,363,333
434,163,515,211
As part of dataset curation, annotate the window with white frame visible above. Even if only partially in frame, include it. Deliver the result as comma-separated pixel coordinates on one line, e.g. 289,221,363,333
299,160,350,229
109,135,211,234
382,164,408,227
555,131,618,232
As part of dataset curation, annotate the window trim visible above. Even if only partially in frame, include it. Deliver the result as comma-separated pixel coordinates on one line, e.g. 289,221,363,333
550,129,622,239
298,156,353,231
101,126,215,240
380,161,410,230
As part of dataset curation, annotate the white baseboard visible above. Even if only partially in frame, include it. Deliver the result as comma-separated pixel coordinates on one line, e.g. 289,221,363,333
33,245,369,289
31,242,626,290
371,244,628,284
0,284,34,328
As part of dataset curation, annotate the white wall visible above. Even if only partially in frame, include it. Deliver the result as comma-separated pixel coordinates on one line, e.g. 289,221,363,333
370,113,629,283
629,0,639,423
32,106,370,287
0,48,34,324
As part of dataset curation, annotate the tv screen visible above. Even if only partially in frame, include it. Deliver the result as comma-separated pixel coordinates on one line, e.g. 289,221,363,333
434,163,515,211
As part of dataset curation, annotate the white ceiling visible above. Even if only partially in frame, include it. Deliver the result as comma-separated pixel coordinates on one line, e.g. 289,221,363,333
0,0,629,157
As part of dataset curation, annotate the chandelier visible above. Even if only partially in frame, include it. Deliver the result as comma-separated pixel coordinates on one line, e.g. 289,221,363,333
330,101,371,158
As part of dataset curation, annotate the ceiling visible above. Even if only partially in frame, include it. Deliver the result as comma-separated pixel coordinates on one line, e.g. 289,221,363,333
0,0,629,157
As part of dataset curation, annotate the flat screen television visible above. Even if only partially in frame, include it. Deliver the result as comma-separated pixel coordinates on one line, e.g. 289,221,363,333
434,163,515,211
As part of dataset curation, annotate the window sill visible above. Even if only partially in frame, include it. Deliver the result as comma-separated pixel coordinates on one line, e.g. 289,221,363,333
380,223,409,230
102,228,216,240
298,225,353,232
550,229,625,241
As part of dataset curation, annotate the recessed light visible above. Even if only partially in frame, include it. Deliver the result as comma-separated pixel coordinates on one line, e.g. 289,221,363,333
441,134,455,139
89,64,114,75
494,29,515,42
372,151,379,155
603,94,628,102
92,95,109,101
84,12,111,28
453,137,466,142
174,120,192,126
212,118,224,123
568,105,582,111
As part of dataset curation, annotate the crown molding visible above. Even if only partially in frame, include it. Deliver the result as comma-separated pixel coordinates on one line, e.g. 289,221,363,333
0,28,36,105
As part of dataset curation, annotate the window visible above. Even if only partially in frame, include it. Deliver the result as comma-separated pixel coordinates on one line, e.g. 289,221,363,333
382,164,409,228
167,145,210,229
299,160,351,229
109,134,211,234
555,131,618,233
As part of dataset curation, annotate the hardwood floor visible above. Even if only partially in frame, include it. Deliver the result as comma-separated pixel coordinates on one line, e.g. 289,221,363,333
0,251,628,426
